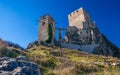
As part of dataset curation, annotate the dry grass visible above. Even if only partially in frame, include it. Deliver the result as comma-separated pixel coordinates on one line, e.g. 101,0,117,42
26,46,120,75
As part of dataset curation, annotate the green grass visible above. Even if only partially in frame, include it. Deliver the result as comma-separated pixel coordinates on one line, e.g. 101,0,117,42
25,45,120,75
1,45,120,75
0,47,24,58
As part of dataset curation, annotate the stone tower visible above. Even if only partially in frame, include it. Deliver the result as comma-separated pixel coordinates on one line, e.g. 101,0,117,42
66,7,99,44
38,14,56,45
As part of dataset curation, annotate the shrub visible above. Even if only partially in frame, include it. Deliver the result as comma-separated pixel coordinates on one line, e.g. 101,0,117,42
46,24,53,43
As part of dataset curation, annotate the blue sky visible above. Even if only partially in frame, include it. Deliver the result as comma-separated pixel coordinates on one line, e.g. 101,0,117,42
0,0,120,48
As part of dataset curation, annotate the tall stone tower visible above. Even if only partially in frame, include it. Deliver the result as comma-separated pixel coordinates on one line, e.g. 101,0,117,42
66,7,99,44
38,14,56,45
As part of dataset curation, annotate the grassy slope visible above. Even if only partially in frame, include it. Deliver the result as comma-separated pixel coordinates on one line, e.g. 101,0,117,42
0,47,25,58
26,46,120,75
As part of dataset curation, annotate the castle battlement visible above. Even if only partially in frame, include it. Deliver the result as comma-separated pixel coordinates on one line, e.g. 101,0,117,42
68,7,93,29
68,7,84,17
40,14,54,23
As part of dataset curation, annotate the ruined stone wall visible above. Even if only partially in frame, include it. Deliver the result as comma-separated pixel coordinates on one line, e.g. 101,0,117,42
38,15,56,45
38,20,48,43
61,43,99,53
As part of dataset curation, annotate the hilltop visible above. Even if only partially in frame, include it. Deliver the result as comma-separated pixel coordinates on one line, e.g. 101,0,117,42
26,45,120,75
0,39,120,75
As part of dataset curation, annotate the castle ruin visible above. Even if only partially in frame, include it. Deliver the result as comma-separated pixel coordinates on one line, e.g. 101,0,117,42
38,15,56,45
37,7,120,57
65,7,99,45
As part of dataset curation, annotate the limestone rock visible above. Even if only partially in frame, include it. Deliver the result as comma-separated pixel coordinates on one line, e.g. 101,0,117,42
27,41,39,49
0,56,40,75
93,34,120,57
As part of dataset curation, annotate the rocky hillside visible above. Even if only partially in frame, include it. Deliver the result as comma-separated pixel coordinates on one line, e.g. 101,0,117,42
0,39,41,75
0,38,25,58
26,45,120,75
0,40,23,58
65,25,120,58
0,37,120,75
93,34,120,57
0,38,24,50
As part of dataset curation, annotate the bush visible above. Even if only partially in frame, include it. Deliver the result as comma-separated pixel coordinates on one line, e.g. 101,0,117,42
0,47,20,58
0,47,7,57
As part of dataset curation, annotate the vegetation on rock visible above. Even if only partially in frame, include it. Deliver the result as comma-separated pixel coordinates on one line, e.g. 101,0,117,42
46,24,53,43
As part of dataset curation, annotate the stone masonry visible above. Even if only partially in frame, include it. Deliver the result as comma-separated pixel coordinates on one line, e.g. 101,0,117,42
68,7,92,29
65,7,99,45
38,14,56,45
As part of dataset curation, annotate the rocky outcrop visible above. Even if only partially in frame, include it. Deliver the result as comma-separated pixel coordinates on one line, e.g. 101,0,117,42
65,25,120,57
0,56,40,75
93,34,120,57
27,41,39,49
66,27,120,57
